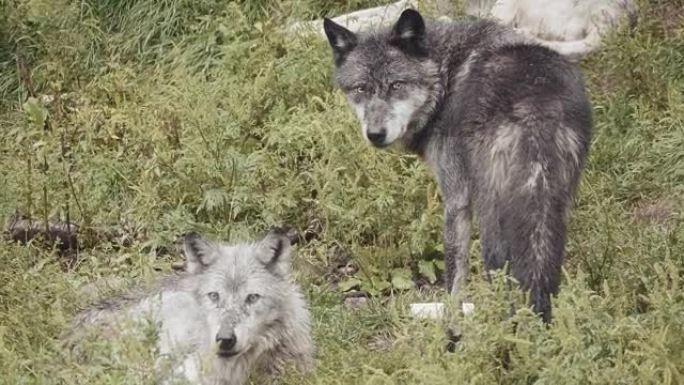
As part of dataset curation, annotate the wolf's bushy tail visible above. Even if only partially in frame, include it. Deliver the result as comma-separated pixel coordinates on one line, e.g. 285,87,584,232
480,128,582,323
504,178,569,323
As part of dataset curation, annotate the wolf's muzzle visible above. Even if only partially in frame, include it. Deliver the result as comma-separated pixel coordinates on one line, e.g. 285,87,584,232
216,333,238,357
366,130,387,147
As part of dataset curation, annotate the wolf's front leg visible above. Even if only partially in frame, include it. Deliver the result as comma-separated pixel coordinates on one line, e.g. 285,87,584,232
443,192,472,297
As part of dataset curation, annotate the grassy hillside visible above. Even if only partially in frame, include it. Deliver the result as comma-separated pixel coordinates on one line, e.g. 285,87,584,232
0,0,682,384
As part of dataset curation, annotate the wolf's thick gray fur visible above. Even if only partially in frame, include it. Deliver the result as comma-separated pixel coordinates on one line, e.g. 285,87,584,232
68,229,314,384
323,9,591,322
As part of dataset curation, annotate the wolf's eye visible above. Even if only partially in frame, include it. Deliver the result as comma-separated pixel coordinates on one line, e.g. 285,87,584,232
207,292,220,303
352,84,367,94
390,81,406,91
245,293,261,305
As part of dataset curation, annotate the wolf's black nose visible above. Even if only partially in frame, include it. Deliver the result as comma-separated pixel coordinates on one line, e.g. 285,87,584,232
216,334,237,353
367,130,386,146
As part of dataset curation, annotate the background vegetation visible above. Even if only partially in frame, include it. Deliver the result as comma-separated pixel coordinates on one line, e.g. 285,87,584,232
0,0,682,384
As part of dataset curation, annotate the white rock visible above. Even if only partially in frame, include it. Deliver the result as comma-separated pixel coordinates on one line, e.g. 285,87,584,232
287,0,418,36
410,301,475,320
462,302,475,316
410,302,445,320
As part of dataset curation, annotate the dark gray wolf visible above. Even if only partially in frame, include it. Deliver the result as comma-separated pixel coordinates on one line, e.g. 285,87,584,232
323,9,591,322
67,229,314,384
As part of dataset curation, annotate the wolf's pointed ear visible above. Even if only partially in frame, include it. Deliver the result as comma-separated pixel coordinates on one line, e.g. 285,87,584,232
183,232,217,274
390,9,427,56
323,18,357,66
256,227,292,277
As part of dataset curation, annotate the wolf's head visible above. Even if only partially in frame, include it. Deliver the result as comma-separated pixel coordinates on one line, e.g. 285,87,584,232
182,229,296,359
324,9,440,148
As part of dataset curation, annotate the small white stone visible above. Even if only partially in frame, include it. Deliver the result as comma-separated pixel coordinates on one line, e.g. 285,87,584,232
462,302,475,316
410,302,445,320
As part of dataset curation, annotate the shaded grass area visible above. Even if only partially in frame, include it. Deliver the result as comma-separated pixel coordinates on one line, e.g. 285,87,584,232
0,0,683,384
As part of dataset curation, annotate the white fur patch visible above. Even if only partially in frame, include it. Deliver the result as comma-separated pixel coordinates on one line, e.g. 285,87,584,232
352,102,365,122
423,140,440,177
175,354,202,383
525,162,542,189
524,162,549,190
400,29,415,39
384,99,415,143
489,124,521,191
350,101,370,144
554,127,583,184
554,128,582,166
530,219,552,263
383,90,428,144
454,51,479,86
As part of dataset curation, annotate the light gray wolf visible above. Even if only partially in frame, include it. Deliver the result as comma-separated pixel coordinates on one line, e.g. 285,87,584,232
482,0,635,61
66,228,314,384
323,9,591,322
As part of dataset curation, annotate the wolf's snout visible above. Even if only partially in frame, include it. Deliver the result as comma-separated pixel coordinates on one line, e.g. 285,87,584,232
366,130,387,146
216,333,237,356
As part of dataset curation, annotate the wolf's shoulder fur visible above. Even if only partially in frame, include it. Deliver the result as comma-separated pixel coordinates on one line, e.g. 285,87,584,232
410,18,590,152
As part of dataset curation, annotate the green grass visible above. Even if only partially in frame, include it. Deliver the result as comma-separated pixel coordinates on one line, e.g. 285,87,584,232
1,0,683,384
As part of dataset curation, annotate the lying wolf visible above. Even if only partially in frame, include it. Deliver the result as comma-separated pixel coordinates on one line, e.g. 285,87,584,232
68,229,314,384
323,9,591,322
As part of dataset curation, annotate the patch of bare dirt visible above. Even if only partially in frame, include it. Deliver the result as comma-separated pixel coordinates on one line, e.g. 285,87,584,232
323,245,358,290
343,293,369,310
649,1,684,38
367,333,394,353
632,199,676,227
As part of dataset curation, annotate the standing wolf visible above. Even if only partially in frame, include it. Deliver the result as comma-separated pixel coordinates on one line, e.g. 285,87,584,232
323,9,591,322
67,229,314,384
